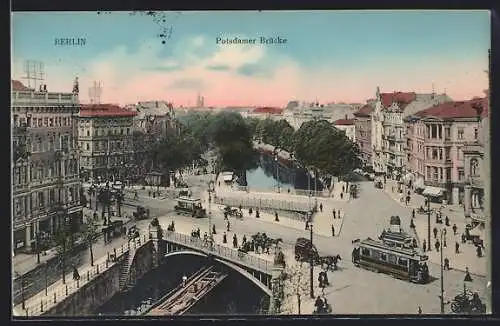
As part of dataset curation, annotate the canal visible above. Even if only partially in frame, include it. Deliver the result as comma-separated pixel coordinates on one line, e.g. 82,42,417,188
244,152,325,191
95,254,270,315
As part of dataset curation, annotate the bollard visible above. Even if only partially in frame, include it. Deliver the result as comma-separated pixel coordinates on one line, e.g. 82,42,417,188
87,271,90,281
97,265,99,274
40,300,44,312
66,285,68,296
53,292,56,303
77,279,80,288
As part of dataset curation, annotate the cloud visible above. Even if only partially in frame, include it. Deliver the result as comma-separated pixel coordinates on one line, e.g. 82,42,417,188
236,63,273,78
11,34,489,107
168,78,206,90
205,64,231,71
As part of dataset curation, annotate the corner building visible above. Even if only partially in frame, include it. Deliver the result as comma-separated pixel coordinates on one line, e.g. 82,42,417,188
11,80,82,253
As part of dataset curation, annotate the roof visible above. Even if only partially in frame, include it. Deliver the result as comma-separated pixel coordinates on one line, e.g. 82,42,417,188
413,97,488,120
353,104,374,117
253,107,284,114
80,104,137,118
12,80,31,91
333,118,355,126
380,92,417,109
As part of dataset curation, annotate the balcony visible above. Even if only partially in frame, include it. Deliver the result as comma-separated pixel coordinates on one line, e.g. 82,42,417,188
12,91,78,105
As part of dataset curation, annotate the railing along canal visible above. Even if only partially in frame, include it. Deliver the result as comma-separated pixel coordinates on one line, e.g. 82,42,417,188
162,230,272,275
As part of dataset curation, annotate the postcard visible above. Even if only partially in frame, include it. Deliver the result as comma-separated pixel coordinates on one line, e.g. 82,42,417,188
11,10,491,317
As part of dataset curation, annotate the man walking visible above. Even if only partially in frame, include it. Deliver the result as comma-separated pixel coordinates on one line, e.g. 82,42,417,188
331,225,335,237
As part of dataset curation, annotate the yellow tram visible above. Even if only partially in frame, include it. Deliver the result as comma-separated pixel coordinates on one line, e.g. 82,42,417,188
352,238,430,284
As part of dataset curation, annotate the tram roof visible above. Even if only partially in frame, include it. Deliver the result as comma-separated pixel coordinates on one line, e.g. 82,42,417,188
177,196,201,202
380,231,413,242
360,238,420,257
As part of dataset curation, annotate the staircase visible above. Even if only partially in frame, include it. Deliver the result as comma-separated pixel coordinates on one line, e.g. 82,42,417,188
119,240,138,291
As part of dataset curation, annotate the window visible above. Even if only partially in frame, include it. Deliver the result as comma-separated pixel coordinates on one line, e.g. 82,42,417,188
127,128,130,135
433,167,439,180
49,189,55,204
120,129,123,135
86,143,90,150
457,128,464,140
361,248,371,256
470,159,479,176
49,118,54,127
458,168,465,181
457,148,462,160
38,192,45,207
87,130,90,137
388,254,397,264
397,258,408,267
380,253,387,261
445,127,451,140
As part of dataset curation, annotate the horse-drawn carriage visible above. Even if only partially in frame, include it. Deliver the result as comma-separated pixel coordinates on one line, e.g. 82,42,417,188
294,237,341,270
223,205,243,218
451,290,486,314
238,233,282,255
174,197,207,218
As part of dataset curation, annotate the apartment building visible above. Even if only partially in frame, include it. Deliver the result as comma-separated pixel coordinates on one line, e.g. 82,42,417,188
333,118,356,143
372,87,451,178
77,104,136,182
353,104,374,168
405,97,487,205
12,80,82,253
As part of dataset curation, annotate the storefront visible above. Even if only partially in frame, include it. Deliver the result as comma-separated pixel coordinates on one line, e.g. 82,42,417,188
422,186,445,204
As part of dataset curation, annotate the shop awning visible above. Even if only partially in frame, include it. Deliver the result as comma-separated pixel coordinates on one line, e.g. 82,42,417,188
414,178,425,189
422,186,443,197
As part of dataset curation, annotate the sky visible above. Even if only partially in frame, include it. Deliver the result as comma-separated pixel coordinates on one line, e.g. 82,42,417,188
11,11,490,107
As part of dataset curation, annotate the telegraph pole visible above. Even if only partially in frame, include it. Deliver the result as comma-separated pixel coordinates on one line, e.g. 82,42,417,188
309,223,314,299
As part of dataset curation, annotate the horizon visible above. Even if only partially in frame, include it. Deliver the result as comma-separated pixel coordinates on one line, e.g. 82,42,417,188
12,11,490,107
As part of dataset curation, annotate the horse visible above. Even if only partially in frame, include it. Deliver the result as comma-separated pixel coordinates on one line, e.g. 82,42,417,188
320,254,342,271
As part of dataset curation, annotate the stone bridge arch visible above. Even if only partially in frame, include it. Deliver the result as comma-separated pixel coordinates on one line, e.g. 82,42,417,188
163,250,272,297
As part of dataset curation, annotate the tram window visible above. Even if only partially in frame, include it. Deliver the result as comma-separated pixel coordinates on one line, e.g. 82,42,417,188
361,248,370,256
388,254,397,264
380,253,387,261
398,258,408,266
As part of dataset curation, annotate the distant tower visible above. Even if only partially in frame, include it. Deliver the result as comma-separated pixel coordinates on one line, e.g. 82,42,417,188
73,76,79,95
431,82,435,98
88,81,103,104
22,60,45,90
200,96,205,108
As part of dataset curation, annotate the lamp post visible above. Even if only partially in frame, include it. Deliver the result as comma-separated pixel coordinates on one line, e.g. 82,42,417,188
309,222,314,299
307,167,311,210
427,195,431,252
440,228,445,314
35,232,41,264
208,180,215,251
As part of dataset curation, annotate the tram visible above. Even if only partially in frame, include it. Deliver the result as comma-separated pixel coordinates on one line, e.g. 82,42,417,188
352,238,430,284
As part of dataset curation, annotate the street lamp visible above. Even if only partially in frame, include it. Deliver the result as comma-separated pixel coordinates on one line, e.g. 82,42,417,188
208,180,215,251
309,222,314,299
427,195,431,252
440,228,445,314
35,232,41,264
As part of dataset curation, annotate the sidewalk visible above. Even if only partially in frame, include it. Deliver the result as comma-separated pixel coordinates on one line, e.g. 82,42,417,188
383,179,487,276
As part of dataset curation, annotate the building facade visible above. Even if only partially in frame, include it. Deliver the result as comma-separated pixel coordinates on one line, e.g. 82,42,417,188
12,80,82,253
353,104,374,168
333,118,356,142
405,98,488,205
372,87,451,179
77,104,136,182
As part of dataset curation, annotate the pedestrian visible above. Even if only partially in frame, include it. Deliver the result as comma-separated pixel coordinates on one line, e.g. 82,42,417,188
338,210,341,218
222,232,227,244
197,228,201,238
342,185,345,193
333,209,336,219
410,219,415,229
73,266,80,281
412,238,417,248
212,224,216,235
455,241,460,254
275,211,279,222
227,221,230,232
444,257,450,270
461,233,466,244
218,181,220,187
412,209,415,219
418,306,422,314
452,224,457,235
433,227,438,239
148,190,151,197
242,235,247,245
476,245,482,257
464,267,473,282
305,220,309,230
423,240,427,252
445,216,450,226
233,234,238,248
318,272,324,288
319,203,323,212
435,239,440,252
340,192,344,200
256,209,260,218
331,225,335,237
182,275,187,287
443,237,447,248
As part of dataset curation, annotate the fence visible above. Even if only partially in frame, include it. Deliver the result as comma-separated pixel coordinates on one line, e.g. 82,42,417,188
16,235,148,317
162,230,272,275
214,195,315,213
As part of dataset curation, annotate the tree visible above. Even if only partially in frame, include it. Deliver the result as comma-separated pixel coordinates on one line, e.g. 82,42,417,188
283,262,310,314
53,222,75,284
82,218,100,266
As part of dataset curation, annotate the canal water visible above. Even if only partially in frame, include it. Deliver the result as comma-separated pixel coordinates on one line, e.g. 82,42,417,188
245,152,325,191
95,254,269,316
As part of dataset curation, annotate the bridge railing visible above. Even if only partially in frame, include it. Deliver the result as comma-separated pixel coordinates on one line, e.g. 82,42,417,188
15,236,148,317
162,230,272,274
213,195,315,213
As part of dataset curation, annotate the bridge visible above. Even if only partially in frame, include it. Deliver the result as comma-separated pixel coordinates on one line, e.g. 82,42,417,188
145,265,227,316
14,227,277,316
